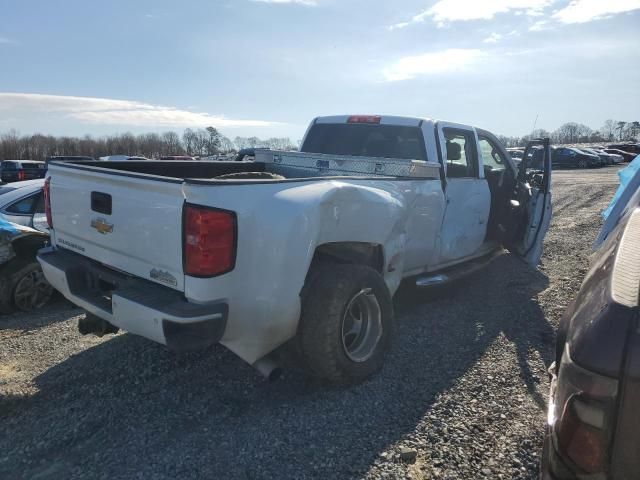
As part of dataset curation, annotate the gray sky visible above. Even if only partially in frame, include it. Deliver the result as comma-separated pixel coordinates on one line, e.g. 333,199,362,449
0,0,639,140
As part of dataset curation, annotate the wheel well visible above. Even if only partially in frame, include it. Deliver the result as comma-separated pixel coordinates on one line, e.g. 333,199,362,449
9,235,48,262
310,242,384,273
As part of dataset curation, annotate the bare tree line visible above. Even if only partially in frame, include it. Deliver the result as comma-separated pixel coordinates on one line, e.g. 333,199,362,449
0,127,298,161
1,119,638,161
498,119,640,148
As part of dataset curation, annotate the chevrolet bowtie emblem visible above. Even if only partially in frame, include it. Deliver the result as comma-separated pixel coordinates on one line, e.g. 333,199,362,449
91,218,114,235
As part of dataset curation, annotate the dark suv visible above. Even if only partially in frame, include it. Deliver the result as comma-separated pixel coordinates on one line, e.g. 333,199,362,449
541,172,640,479
0,160,47,183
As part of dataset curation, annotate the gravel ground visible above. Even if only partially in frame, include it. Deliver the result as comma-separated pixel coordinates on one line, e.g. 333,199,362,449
0,166,621,479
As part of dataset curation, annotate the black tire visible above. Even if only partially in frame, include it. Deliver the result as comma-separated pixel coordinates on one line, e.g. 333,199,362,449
298,264,394,384
0,259,53,314
216,172,285,180
577,159,588,169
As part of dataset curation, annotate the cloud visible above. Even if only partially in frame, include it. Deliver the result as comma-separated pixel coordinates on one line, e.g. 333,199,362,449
0,93,279,128
389,0,552,29
483,30,517,43
552,0,640,23
251,0,317,5
529,19,550,30
383,49,487,81
483,33,503,43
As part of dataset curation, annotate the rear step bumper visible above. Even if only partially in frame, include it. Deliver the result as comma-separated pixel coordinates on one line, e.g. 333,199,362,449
37,247,227,352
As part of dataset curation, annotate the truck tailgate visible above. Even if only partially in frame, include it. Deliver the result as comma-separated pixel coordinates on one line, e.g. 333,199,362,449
49,165,186,291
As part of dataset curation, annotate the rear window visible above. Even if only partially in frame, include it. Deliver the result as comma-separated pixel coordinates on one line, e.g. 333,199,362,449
5,193,39,214
21,162,44,169
301,123,427,161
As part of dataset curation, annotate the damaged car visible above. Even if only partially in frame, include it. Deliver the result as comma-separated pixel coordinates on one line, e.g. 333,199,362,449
0,218,54,314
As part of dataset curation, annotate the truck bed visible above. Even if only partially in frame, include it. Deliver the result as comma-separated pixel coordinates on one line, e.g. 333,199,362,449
53,150,441,183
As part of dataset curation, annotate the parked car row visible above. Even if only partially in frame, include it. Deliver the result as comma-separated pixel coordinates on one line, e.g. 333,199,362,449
507,143,639,169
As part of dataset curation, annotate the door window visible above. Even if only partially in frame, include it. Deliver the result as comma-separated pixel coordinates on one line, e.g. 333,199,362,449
479,137,508,171
443,128,477,178
5,193,39,214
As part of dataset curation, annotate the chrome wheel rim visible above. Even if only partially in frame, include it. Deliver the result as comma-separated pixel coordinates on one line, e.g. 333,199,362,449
341,288,382,363
13,269,53,311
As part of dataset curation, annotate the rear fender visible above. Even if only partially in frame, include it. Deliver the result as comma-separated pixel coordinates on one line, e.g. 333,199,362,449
307,181,408,294
183,180,409,365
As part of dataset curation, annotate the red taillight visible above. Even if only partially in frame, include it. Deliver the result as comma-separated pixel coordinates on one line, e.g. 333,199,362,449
347,115,381,124
44,177,53,228
183,204,236,277
557,394,608,473
18,170,25,181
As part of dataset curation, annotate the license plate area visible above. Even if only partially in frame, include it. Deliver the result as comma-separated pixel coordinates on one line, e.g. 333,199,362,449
66,262,126,314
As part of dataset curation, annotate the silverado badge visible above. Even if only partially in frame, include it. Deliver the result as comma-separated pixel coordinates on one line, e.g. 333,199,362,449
91,218,114,235
150,268,178,286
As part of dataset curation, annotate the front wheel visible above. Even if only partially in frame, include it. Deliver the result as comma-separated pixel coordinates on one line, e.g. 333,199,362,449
577,159,588,169
298,264,394,384
12,263,53,312
0,260,53,314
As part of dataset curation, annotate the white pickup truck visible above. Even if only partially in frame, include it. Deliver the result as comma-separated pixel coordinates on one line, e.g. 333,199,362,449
38,115,552,383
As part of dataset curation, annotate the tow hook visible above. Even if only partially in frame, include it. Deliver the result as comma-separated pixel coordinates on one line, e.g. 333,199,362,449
78,312,119,337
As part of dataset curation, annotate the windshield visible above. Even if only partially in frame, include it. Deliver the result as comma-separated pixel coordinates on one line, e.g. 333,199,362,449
301,123,427,161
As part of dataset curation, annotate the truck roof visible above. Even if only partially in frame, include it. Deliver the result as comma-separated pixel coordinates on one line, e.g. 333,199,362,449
313,115,430,127
312,114,488,133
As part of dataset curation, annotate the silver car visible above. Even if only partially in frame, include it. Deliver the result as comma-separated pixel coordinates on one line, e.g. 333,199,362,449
0,179,47,233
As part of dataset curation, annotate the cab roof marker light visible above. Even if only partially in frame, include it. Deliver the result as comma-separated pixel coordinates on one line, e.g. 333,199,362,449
347,115,381,124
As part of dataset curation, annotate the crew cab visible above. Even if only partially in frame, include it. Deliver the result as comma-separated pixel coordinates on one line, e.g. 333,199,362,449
38,115,552,383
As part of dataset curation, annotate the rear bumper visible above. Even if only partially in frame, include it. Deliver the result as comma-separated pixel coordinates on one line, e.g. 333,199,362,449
37,247,227,352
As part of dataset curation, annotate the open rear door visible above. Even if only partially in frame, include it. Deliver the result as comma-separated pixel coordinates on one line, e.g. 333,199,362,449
505,138,552,267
